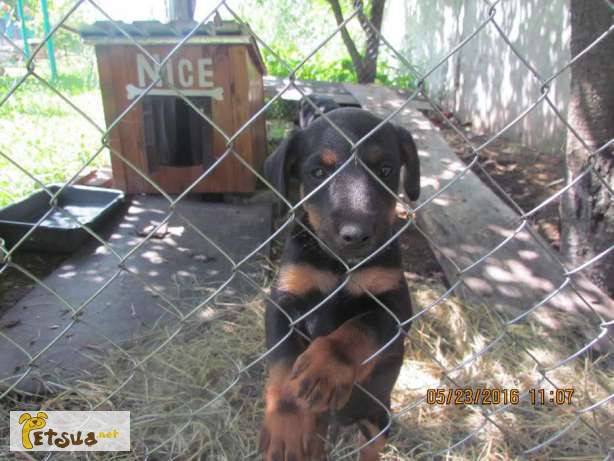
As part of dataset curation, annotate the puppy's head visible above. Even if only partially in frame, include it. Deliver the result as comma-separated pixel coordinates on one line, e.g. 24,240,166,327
265,107,420,262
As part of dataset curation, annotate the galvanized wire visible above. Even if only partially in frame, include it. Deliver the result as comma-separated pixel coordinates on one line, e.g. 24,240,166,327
0,0,612,459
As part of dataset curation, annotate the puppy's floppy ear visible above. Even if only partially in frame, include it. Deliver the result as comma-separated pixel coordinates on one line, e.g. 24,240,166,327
263,129,300,198
19,413,32,424
396,126,420,201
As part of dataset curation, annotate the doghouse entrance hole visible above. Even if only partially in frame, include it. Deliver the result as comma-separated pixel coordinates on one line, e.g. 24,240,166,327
142,96,213,172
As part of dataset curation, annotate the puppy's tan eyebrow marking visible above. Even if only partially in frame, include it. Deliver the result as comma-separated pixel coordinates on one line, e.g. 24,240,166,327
321,148,338,167
277,264,339,295
346,266,402,296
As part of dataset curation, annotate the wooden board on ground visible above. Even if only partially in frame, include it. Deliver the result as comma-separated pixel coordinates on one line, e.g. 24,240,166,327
264,76,433,110
345,83,613,344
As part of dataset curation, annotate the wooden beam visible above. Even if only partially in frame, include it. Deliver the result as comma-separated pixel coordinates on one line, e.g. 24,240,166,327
263,76,359,105
345,83,613,345
263,76,433,110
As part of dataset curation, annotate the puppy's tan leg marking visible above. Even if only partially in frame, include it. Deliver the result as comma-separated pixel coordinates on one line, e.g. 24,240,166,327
289,318,382,413
358,420,387,461
260,363,327,461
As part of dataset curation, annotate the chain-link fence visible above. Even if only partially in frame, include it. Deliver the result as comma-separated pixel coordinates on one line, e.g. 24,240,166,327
1,0,613,459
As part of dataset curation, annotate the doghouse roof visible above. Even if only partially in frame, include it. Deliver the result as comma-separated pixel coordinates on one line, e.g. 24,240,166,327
79,20,265,74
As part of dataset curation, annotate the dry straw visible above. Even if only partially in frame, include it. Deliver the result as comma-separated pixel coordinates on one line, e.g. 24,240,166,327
1,274,611,460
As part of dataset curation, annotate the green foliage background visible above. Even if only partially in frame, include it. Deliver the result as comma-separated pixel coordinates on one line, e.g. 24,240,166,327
0,0,420,206
235,0,418,87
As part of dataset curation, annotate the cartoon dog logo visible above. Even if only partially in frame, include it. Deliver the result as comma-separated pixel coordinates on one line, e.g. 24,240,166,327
18,412,48,449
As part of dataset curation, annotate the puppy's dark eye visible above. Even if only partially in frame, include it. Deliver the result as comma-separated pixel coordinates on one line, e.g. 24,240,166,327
311,167,328,179
379,166,393,178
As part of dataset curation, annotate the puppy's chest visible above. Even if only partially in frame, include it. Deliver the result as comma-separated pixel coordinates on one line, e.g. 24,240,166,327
302,293,369,338
275,264,405,337
276,264,403,299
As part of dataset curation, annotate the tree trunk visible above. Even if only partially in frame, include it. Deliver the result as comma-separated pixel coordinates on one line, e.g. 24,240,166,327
355,0,385,83
560,0,614,295
326,0,386,84
167,0,196,22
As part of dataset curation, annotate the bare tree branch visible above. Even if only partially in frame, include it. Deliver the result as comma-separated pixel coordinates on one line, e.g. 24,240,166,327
326,0,365,79
167,0,196,22
356,0,384,82
326,0,385,83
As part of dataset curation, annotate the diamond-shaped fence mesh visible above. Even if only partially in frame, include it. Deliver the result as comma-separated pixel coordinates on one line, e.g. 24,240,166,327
0,0,612,459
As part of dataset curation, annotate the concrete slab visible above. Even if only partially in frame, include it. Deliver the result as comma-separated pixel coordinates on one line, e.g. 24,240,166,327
0,196,272,393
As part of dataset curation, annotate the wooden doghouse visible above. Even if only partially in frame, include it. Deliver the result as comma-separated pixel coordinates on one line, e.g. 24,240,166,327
80,21,266,194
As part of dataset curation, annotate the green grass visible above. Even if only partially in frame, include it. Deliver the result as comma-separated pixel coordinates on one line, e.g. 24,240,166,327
0,59,109,207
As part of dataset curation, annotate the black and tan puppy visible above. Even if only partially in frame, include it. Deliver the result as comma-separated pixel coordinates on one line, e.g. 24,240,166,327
260,107,420,461
296,95,340,128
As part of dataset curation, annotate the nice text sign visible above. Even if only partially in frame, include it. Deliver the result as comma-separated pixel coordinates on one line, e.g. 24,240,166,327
136,53,215,89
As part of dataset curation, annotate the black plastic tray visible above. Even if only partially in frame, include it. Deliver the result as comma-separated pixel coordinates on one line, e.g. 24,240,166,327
0,185,125,252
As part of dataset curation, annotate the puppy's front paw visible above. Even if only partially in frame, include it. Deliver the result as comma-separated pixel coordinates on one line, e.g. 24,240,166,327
259,396,326,461
290,337,357,412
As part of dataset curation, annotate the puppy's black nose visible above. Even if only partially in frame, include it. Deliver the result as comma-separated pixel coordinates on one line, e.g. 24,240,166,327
339,223,371,245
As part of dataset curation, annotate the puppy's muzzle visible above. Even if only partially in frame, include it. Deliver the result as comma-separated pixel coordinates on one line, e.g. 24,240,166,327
339,222,372,246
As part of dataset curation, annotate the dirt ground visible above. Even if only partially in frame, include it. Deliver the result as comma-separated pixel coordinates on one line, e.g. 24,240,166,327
422,109,565,251
391,109,567,291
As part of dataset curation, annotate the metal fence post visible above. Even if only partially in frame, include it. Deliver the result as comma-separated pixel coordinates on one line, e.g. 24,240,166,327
16,0,30,58
40,0,57,81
